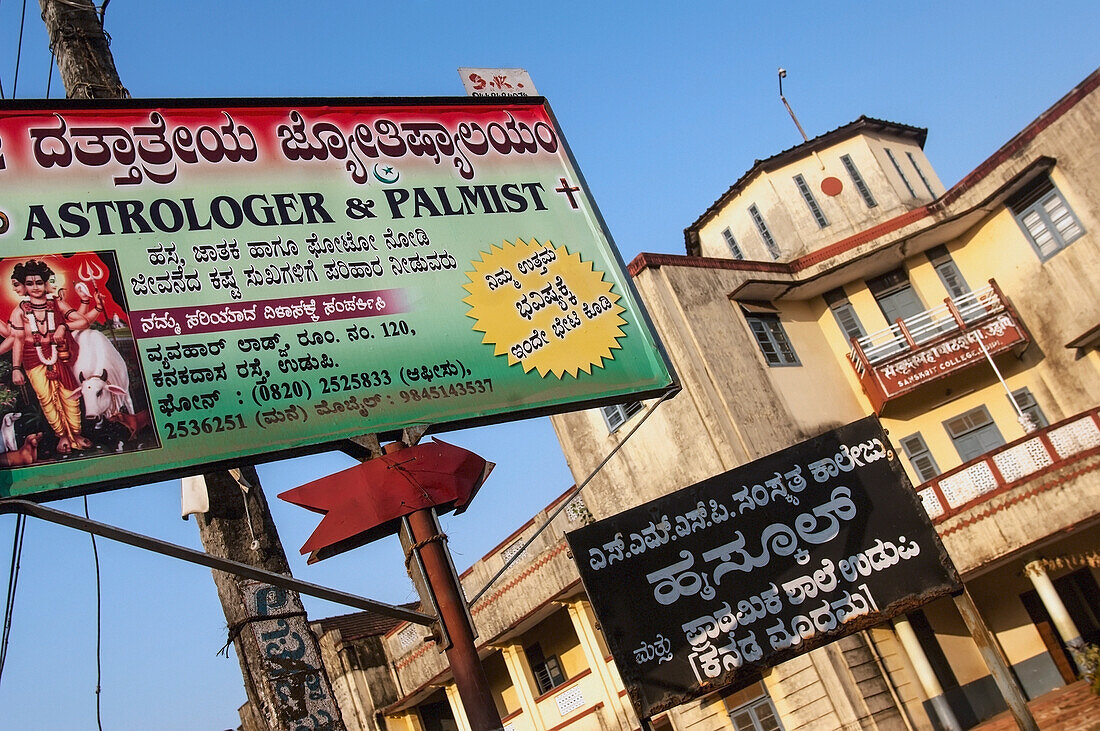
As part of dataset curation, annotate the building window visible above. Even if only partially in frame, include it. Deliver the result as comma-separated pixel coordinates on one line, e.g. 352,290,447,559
397,623,421,650
793,174,828,228
1010,387,1048,430
906,151,937,198
841,154,877,208
565,496,593,524
601,401,643,432
926,245,970,299
1008,178,1085,260
885,148,917,198
899,432,940,483
823,288,865,344
729,695,783,731
867,268,925,324
500,537,527,564
944,405,1005,462
723,227,745,259
744,310,799,366
748,204,781,260
525,644,566,695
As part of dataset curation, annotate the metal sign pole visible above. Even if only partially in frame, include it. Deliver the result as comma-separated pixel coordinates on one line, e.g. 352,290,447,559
406,506,502,729
387,441,502,730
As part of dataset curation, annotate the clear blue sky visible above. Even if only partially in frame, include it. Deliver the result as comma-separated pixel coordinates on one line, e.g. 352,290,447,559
0,2,1096,728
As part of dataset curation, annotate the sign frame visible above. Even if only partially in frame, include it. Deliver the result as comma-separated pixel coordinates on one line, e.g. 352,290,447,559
566,416,961,719
0,95,678,502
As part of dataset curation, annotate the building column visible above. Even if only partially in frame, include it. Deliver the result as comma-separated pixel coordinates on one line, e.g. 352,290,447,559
443,683,472,731
1024,560,1085,670
500,643,545,730
892,616,961,731
563,599,632,730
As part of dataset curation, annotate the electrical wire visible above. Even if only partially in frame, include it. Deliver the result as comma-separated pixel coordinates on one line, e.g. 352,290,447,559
83,497,104,731
11,0,27,98
0,0,6,99
0,513,27,687
469,390,676,605
46,50,55,98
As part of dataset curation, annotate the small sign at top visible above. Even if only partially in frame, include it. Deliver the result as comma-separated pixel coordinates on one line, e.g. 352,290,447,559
459,68,538,97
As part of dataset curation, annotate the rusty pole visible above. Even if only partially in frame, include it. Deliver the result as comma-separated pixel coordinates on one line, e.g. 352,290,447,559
953,589,1038,731
388,442,502,730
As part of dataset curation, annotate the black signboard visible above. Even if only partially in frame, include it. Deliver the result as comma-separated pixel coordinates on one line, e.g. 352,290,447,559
566,416,961,719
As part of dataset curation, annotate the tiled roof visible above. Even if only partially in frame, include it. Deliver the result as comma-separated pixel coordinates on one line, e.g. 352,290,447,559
314,603,420,642
685,116,928,254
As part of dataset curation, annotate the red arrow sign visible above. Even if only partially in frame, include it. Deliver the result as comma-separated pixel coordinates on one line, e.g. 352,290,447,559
279,439,492,560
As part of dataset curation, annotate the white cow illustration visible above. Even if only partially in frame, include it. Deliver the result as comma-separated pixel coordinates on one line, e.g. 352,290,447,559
68,329,134,419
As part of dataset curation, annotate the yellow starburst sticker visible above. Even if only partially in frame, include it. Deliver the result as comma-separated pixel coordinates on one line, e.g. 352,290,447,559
463,238,627,378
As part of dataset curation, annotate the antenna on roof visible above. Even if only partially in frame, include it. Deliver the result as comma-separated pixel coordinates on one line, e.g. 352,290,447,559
779,68,824,170
778,68,809,143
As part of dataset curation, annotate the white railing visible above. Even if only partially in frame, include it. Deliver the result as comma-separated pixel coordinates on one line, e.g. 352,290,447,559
917,408,1100,521
850,284,1003,367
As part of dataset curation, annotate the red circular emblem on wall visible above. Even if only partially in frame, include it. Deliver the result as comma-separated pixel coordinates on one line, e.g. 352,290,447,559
821,176,843,196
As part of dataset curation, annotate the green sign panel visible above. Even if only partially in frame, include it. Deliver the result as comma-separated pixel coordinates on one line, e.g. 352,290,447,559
0,98,675,499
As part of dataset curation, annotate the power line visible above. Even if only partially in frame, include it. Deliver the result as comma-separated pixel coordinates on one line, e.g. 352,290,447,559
46,49,55,98
83,497,104,731
11,0,27,98
0,0,6,98
0,514,27,687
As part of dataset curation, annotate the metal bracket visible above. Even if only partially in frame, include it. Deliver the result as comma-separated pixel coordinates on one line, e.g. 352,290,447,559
0,498,435,626
402,424,429,447
400,513,449,650
341,433,383,462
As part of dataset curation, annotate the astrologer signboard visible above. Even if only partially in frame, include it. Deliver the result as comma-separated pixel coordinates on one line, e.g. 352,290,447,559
566,416,961,720
0,98,675,500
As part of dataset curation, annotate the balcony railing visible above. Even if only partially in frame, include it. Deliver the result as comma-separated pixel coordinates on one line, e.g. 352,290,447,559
916,407,1100,523
852,284,1002,366
847,280,1029,412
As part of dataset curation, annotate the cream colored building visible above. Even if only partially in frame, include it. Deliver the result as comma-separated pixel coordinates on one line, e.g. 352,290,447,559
311,69,1100,731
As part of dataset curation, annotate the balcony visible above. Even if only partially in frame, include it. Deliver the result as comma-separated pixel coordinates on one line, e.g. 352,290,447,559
848,280,1030,412
917,407,1100,522
914,407,1100,575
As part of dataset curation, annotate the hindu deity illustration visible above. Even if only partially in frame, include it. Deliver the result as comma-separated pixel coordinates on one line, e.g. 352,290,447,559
0,253,157,467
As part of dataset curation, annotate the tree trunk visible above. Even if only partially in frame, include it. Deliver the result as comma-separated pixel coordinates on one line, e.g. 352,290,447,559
38,0,127,99
198,468,345,730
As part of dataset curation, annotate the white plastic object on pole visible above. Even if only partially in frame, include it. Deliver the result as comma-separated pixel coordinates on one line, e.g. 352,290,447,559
181,475,210,520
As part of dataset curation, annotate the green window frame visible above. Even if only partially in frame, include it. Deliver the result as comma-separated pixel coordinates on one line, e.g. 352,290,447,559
841,154,877,208
1009,179,1085,260
823,288,865,344
748,204,781,260
944,405,1005,462
601,401,644,433
794,174,828,228
885,148,916,198
1010,387,1048,430
899,432,940,483
744,311,799,367
926,245,970,299
723,227,745,260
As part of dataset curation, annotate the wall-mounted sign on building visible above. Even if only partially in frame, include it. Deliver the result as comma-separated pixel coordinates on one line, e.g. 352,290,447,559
567,416,961,720
0,98,674,500
458,68,538,97
873,315,1027,399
